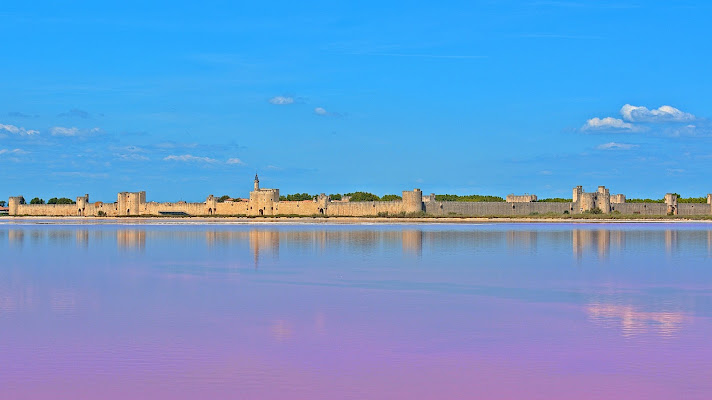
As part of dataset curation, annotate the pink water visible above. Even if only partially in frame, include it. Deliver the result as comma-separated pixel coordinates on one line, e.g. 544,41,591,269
1,222,711,399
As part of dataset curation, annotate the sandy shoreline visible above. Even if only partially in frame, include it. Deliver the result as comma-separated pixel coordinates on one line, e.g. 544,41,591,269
1,216,711,225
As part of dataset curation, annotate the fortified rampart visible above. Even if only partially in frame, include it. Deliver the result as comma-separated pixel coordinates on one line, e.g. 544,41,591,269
5,178,712,217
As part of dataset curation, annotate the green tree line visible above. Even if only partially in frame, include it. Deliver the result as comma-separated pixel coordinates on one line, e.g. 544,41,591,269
435,194,505,202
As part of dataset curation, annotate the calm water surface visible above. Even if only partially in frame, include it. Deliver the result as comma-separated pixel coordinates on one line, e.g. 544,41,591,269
1,222,711,399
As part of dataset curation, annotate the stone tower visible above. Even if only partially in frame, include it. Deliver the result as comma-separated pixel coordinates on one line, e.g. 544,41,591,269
665,193,678,215
254,174,260,191
76,194,89,216
8,196,23,216
573,186,583,203
402,189,424,213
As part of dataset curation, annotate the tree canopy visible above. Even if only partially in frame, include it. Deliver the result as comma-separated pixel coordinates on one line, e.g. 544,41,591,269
280,193,315,201
217,195,231,203
435,194,505,202
48,197,75,205
537,198,572,202
346,192,380,202
30,197,45,204
380,194,402,201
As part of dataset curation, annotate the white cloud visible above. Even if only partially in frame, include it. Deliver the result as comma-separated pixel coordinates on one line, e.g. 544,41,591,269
226,158,246,165
50,126,80,136
314,107,342,117
597,142,639,150
116,153,149,161
0,148,28,155
269,96,295,105
620,104,695,122
0,124,39,136
163,154,218,163
50,126,102,137
582,117,636,131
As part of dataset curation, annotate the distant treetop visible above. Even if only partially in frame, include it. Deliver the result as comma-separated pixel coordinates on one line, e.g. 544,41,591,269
435,194,505,202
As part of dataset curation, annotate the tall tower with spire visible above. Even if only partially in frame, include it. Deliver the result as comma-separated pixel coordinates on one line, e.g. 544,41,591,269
254,173,260,191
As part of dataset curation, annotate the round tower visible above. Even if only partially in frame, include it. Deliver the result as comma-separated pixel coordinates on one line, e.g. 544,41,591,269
402,189,423,213
254,174,260,191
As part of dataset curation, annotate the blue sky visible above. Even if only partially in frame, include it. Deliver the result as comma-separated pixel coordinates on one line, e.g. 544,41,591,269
1,1,712,201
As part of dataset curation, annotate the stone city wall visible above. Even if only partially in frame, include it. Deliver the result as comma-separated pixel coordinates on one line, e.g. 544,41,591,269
6,185,712,217
425,201,572,216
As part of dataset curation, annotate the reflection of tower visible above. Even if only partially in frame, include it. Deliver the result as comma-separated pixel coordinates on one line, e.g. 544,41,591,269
597,229,610,259
117,229,146,250
249,229,280,268
610,230,625,253
402,229,423,256
8,229,24,247
75,229,89,248
665,230,678,255
573,229,610,259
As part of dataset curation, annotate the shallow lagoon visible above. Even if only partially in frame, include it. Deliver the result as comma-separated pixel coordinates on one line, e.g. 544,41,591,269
1,222,711,399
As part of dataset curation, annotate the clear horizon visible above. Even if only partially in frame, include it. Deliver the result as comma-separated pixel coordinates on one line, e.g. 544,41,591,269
2,1,712,201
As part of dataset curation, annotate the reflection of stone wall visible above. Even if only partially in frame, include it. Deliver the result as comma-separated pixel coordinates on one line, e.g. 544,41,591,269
117,230,146,250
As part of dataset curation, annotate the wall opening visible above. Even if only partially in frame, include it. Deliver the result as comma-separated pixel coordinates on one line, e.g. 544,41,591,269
78,209,82,216
208,208,213,215
127,209,130,214
319,208,324,214
259,209,264,216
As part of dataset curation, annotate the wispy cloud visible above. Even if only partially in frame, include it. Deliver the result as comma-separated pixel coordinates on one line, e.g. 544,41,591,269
50,126,102,137
50,126,80,136
513,33,603,40
0,148,29,155
6,112,39,118
314,107,342,117
51,171,110,179
226,158,246,165
348,52,487,59
582,117,637,132
620,104,695,123
0,123,39,136
58,108,91,119
115,153,150,161
163,154,218,163
269,96,295,105
597,142,639,150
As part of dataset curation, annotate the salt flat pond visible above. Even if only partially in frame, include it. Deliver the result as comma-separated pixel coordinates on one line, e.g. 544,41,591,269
1,222,711,399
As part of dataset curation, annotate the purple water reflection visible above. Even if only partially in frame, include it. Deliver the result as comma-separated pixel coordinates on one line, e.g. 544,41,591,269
1,222,711,399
